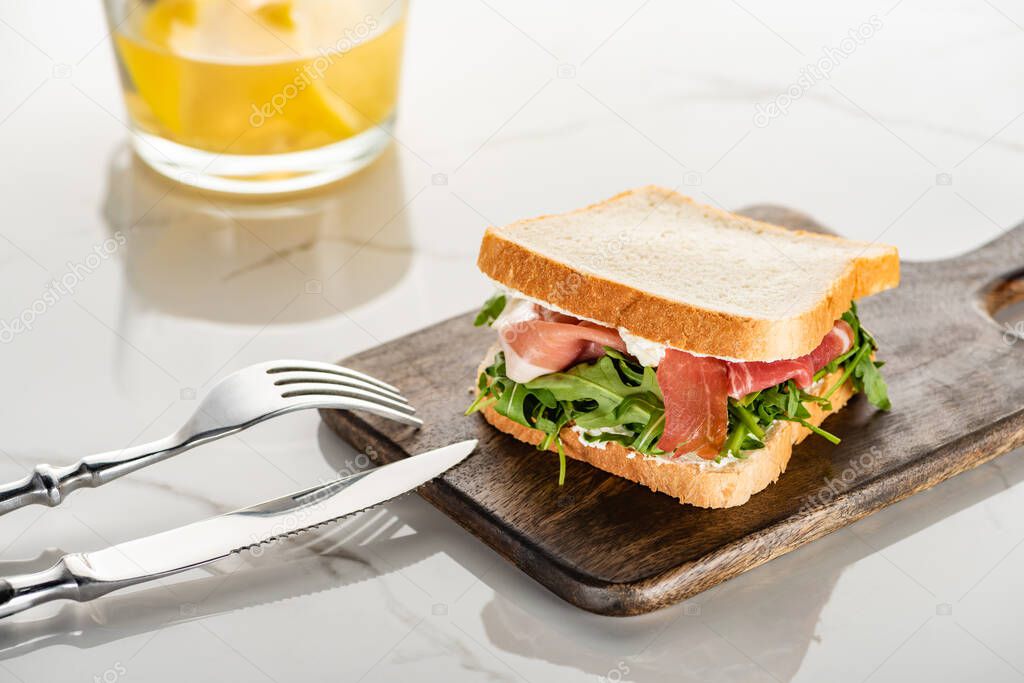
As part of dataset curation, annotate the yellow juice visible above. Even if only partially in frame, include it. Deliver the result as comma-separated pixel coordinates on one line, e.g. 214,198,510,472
113,0,405,155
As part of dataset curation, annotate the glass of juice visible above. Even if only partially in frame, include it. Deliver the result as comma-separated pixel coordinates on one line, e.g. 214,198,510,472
105,0,406,194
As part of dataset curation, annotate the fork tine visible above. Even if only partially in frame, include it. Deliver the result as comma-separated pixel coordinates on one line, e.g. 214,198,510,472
271,372,408,403
266,360,401,394
284,395,423,427
279,383,417,415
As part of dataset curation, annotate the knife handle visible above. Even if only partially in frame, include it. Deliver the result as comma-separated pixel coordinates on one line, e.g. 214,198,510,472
0,559,81,619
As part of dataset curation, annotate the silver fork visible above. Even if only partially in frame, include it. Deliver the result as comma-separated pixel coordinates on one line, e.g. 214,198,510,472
0,360,420,516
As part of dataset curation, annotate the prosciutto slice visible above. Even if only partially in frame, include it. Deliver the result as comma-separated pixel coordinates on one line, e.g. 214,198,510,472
495,300,627,383
656,320,854,458
808,320,855,369
655,350,730,459
725,320,854,398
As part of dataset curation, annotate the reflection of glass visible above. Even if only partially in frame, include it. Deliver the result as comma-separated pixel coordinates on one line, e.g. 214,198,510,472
100,142,412,386
104,0,406,194
103,143,412,324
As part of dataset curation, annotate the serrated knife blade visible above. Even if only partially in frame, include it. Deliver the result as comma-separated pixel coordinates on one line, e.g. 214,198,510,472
0,440,477,619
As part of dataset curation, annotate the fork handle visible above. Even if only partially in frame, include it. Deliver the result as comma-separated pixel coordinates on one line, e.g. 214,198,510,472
0,435,183,516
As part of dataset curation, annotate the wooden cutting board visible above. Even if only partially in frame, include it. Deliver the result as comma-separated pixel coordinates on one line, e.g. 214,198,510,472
321,206,1024,616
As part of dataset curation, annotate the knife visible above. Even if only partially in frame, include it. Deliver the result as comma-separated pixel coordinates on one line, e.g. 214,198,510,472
0,440,477,619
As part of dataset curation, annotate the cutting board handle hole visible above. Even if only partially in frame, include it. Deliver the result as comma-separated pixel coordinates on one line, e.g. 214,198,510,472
981,269,1024,334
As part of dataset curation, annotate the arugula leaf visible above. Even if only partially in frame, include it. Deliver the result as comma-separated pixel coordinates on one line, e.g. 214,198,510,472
473,294,506,327
556,440,567,485
824,306,890,410
527,354,662,430
604,348,646,384
730,378,841,450
470,350,670,471
730,402,764,439
720,422,748,458
494,382,530,424
852,355,891,410
632,412,665,453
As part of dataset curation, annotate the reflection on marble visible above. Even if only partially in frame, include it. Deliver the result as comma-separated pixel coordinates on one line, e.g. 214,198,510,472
102,145,414,325
0,526,380,660
448,450,1024,682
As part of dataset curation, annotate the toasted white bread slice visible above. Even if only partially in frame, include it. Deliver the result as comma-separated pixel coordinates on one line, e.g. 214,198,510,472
475,345,856,508
477,186,899,361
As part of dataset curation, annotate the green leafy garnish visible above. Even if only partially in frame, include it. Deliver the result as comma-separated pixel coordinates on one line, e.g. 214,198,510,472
725,379,838,455
852,356,890,410
829,302,890,410
473,294,506,327
527,353,664,431
468,302,890,483
722,303,890,450
466,349,671,472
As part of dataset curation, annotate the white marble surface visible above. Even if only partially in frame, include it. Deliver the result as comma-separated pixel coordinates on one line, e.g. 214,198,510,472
1,0,1023,681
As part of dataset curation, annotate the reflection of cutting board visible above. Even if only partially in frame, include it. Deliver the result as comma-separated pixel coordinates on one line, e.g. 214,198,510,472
321,206,1024,616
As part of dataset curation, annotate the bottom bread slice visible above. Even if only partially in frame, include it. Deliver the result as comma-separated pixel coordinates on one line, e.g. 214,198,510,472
476,348,856,508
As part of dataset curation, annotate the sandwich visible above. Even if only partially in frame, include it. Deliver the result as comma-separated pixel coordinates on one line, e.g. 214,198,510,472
466,186,900,508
